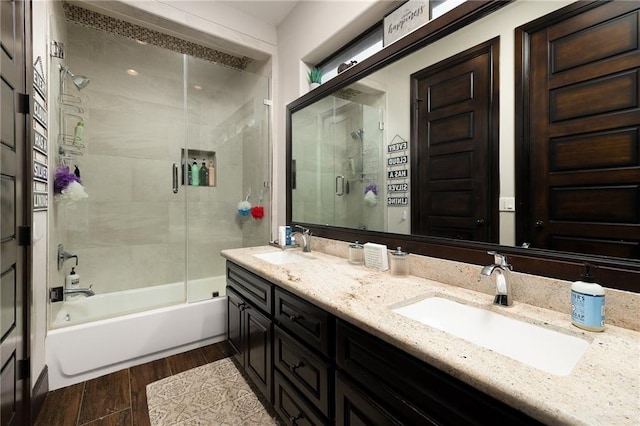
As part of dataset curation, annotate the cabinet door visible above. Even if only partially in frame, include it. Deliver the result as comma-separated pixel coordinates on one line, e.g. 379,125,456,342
335,372,400,426
245,304,273,403
227,287,245,366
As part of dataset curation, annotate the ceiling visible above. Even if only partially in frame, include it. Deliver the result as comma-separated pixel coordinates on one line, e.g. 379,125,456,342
217,1,299,26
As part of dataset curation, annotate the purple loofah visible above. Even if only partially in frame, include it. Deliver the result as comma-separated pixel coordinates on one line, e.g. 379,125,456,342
54,165,81,194
365,182,377,196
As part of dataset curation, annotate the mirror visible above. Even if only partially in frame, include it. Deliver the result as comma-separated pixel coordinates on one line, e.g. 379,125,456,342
288,0,640,291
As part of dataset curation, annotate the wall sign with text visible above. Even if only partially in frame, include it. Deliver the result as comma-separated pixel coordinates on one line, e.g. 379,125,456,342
384,0,430,46
33,56,48,211
386,134,410,207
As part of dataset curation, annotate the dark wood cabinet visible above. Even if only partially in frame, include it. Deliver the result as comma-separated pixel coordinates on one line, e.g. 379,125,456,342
336,320,542,425
273,287,334,424
335,372,402,426
274,369,329,426
275,288,334,357
226,263,274,403
274,326,332,417
226,261,543,426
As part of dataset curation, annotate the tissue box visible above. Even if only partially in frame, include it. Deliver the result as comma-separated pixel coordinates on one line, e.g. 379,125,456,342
363,242,389,271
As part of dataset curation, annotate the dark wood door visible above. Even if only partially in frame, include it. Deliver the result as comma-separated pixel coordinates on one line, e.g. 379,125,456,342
411,38,499,242
245,303,272,403
0,0,28,425
226,287,244,365
520,1,640,257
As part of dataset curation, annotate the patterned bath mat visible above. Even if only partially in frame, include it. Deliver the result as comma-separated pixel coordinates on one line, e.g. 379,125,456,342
147,357,279,425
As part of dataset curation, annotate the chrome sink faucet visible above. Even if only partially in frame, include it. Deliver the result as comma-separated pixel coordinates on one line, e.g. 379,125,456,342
291,225,312,252
481,251,513,306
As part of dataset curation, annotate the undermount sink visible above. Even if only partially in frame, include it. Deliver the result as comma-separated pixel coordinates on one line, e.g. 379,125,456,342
392,297,589,376
252,250,315,265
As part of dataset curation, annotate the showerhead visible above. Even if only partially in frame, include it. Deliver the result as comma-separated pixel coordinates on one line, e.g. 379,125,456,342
61,65,90,90
351,129,363,140
71,73,90,90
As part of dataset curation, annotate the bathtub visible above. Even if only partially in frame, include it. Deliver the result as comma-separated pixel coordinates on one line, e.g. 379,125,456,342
46,276,228,390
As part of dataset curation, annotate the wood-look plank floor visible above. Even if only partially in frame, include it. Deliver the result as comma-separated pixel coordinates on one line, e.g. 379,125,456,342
34,341,233,426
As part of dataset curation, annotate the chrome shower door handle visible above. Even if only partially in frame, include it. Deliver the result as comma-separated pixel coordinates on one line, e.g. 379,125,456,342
172,163,179,193
336,175,345,196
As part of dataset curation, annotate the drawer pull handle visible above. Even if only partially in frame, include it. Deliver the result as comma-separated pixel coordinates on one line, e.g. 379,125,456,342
289,361,304,373
289,413,303,425
284,312,302,322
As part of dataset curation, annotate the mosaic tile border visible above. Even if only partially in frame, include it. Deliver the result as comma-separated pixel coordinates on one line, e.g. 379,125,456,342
334,88,363,100
64,2,252,70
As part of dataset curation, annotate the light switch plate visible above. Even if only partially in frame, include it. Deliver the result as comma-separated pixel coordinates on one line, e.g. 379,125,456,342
499,197,516,212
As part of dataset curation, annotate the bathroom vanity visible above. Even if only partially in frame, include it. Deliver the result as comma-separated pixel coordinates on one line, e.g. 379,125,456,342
222,245,640,425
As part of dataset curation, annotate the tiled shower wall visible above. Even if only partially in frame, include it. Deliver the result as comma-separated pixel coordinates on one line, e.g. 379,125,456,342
55,20,270,294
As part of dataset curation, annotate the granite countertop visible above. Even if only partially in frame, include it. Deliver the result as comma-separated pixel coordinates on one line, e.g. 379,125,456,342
221,245,640,425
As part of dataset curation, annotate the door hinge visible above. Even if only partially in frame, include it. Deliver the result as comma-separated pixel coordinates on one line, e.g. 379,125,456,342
263,99,272,106
18,93,30,114
18,226,31,247
18,358,30,380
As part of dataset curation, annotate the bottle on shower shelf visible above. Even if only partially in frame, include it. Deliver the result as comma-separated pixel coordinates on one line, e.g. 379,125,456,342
199,159,208,186
73,121,84,144
191,158,200,186
208,160,215,186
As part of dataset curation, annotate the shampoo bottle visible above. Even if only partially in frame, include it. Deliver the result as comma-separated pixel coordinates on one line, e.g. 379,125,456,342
74,122,84,144
571,264,605,331
208,161,215,186
66,267,80,289
199,159,208,186
191,159,200,186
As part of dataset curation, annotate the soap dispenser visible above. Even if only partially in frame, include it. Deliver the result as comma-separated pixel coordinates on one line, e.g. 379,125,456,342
66,267,80,289
571,264,605,331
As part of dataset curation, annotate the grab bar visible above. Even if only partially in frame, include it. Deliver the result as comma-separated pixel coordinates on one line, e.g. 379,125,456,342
172,163,179,193
336,175,344,196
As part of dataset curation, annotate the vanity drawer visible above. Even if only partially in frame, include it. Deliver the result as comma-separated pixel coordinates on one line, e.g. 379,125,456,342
274,369,328,426
274,326,332,417
227,262,273,315
275,288,333,357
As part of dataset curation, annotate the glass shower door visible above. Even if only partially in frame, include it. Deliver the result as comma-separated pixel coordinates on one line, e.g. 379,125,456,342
184,56,271,303
49,19,190,328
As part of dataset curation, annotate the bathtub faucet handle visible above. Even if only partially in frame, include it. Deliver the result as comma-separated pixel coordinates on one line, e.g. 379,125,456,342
57,243,78,271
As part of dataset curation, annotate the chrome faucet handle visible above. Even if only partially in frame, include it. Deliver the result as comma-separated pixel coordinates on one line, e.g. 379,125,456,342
295,225,311,235
57,243,79,271
486,251,512,269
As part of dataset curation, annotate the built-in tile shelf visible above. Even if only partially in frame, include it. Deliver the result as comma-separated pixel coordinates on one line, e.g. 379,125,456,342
181,148,216,187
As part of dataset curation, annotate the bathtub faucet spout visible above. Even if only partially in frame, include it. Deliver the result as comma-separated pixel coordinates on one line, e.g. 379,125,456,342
64,285,95,298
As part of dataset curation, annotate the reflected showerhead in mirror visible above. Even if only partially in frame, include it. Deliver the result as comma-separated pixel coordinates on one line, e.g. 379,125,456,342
60,65,90,90
351,129,364,140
